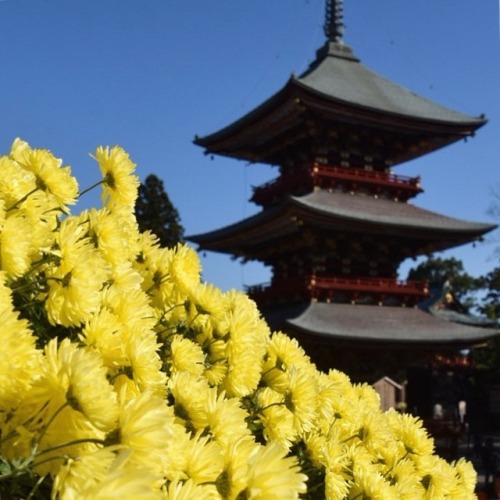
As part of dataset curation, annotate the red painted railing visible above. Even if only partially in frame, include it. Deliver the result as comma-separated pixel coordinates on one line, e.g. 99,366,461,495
246,274,429,306
251,164,422,205
309,275,426,296
312,165,421,190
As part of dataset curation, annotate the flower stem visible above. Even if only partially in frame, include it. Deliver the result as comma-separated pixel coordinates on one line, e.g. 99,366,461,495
7,187,39,211
260,401,286,412
34,437,106,458
79,179,104,199
37,402,69,446
26,474,48,500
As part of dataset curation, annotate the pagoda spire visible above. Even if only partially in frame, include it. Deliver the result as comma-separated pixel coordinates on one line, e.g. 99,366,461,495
324,0,345,43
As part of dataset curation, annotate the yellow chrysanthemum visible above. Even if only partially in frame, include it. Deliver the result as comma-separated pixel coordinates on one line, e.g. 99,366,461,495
164,478,216,500
183,433,224,485
103,285,157,340
0,141,479,498
78,207,133,266
387,457,424,499
107,202,142,257
57,450,163,500
17,190,59,259
325,467,351,500
284,366,318,434
203,340,229,387
110,327,166,401
108,261,144,292
314,371,350,430
168,335,206,377
312,374,361,441
125,331,167,397
53,446,118,498
204,391,251,447
0,279,42,411
188,281,228,323
327,368,354,392
0,154,36,208
113,392,175,478
169,244,202,296
352,382,382,409
33,411,104,477
192,316,229,386
136,243,181,313
0,212,33,277
215,436,258,499
80,307,126,369
221,291,269,398
45,251,109,327
264,331,313,370
258,386,298,448
452,457,477,495
74,471,163,499
10,138,78,211
414,454,458,499
348,461,398,500
168,372,211,432
262,331,314,392
134,229,162,264
348,406,392,454
45,218,110,327
5,339,118,476
93,145,139,209
386,409,435,458
38,338,119,433
244,442,307,499
305,430,350,499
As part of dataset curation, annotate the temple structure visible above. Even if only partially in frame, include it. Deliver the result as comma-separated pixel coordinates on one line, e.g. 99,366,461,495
188,1,498,402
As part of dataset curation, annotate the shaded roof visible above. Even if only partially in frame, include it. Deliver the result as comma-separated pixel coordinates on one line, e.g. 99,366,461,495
264,302,500,347
188,190,496,256
298,43,482,125
194,42,486,165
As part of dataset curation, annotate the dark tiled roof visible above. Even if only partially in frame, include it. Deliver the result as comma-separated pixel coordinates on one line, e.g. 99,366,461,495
187,191,496,252
297,191,495,234
297,42,484,125
194,43,486,164
265,302,500,346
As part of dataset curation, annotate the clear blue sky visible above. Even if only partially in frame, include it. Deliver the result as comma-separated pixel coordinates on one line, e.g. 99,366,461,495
1,0,499,291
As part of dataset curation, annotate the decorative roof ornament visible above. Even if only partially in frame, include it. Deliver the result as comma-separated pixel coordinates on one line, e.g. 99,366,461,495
324,0,345,43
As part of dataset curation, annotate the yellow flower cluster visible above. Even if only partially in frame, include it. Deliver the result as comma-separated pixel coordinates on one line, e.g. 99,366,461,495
0,139,477,499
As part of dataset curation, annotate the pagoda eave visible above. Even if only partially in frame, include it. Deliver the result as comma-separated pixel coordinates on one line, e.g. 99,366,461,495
187,192,496,257
295,82,485,135
194,66,486,166
263,302,500,348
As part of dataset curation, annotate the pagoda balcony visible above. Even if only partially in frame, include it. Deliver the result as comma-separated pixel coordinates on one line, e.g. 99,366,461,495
251,164,422,206
246,274,429,307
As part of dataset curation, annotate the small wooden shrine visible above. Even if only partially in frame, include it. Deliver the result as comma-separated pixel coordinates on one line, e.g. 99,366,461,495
188,1,498,391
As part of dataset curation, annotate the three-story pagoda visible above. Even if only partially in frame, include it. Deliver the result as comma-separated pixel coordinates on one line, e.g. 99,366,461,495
188,1,498,380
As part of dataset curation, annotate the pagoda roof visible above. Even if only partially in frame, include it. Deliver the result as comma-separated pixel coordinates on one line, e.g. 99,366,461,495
298,43,482,126
264,302,500,348
187,191,496,257
194,42,486,165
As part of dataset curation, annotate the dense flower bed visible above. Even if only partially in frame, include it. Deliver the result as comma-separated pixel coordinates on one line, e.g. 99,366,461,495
0,139,477,498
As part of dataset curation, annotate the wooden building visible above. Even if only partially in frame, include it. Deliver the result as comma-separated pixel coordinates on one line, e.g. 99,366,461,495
188,1,499,401
373,376,405,413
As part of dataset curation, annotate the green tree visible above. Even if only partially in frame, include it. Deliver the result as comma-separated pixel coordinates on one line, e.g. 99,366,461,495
482,185,500,318
135,174,184,248
478,267,500,320
471,188,500,377
471,266,500,378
